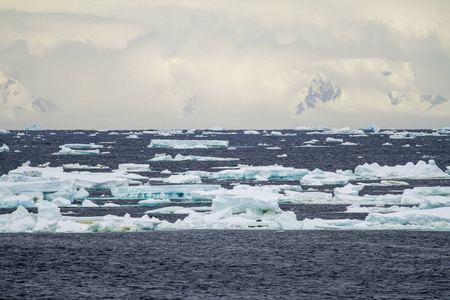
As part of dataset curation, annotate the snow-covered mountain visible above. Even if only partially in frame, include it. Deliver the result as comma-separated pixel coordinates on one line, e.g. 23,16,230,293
295,68,448,115
0,71,57,119
296,72,342,114
387,92,447,109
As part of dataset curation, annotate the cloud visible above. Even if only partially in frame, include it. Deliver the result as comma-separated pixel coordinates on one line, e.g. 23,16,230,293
0,1,449,129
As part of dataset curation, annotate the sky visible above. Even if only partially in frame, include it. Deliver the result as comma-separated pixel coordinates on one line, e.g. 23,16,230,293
0,0,449,130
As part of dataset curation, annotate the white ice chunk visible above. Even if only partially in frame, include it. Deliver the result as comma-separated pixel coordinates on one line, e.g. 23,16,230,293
63,163,109,170
354,160,449,179
163,174,202,184
280,191,333,203
26,124,42,131
150,153,238,161
81,199,98,207
60,143,103,149
57,147,100,155
111,184,221,199
326,137,343,143
148,139,229,149
36,201,62,220
363,124,381,133
0,195,35,208
210,165,309,180
0,143,9,152
138,199,172,206
51,197,74,207
365,207,450,226
300,169,353,186
118,163,151,172
211,191,281,214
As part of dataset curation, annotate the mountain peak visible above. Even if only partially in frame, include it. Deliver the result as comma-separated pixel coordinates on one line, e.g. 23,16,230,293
296,72,342,114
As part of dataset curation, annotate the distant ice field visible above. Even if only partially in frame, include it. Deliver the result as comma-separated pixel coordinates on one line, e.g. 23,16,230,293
1,128,450,232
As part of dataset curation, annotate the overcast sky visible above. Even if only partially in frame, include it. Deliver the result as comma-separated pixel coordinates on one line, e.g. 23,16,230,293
0,0,449,130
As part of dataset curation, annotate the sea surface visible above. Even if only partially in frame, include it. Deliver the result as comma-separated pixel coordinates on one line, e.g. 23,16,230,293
1,129,450,299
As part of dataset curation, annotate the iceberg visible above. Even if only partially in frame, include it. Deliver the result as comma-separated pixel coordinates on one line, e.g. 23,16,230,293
118,163,151,172
158,189,302,230
26,124,42,131
148,139,229,149
163,174,202,184
57,146,100,155
300,169,354,186
209,165,309,180
244,130,260,134
308,127,365,135
354,160,449,179
138,199,172,206
63,163,109,170
149,153,238,162
0,195,35,208
280,191,333,203
111,184,222,199
0,143,9,152
365,207,450,227
0,204,162,233
60,143,103,149
326,137,343,143
362,124,381,133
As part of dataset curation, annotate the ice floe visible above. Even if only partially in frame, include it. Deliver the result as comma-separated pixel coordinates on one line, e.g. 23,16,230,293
148,139,229,149
0,143,9,152
209,165,309,180
118,164,151,172
111,184,221,199
149,153,238,161
354,160,449,179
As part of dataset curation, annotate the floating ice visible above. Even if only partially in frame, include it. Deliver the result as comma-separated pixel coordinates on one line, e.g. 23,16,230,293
209,126,225,131
63,163,109,170
209,165,309,180
118,163,151,172
341,142,358,146
111,184,221,199
354,160,449,179
26,124,42,131
326,137,343,143
149,153,238,162
0,129,10,134
148,139,229,149
138,199,172,206
163,174,202,184
308,127,365,135
365,207,450,228
0,204,162,233
296,126,329,131
81,199,98,207
57,146,100,155
300,169,353,186
280,191,333,203
0,143,9,152
61,143,103,149
244,130,260,134
1,164,147,198
157,189,302,230
0,195,35,208
362,124,381,133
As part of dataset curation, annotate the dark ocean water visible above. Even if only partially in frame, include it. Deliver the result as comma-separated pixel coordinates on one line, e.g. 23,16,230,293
1,231,450,299
1,129,450,299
